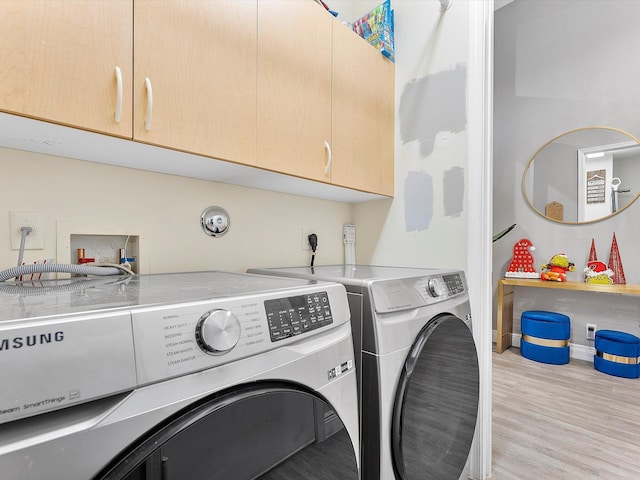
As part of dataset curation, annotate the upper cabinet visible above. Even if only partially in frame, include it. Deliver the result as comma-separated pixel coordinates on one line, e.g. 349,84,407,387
332,21,395,197
0,0,394,198
134,0,257,165
256,0,333,182
0,0,133,138
256,2,395,195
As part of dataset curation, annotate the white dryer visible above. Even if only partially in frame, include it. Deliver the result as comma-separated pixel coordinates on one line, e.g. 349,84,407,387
248,265,479,480
0,271,359,480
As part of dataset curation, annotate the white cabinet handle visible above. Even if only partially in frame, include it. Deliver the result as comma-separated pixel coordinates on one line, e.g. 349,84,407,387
324,140,332,175
114,66,122,123
144,77,153,131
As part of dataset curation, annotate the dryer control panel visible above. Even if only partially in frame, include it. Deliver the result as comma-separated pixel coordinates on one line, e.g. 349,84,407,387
442,273,466,295
370,271,467,313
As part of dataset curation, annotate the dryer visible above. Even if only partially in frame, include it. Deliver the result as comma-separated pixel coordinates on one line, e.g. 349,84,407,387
0,271,359,480
248,265,479,480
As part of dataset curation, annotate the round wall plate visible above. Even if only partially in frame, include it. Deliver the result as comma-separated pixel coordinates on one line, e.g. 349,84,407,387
201,206,230,237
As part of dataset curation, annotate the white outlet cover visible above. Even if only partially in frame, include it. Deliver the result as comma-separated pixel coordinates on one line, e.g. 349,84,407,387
9,211,45,250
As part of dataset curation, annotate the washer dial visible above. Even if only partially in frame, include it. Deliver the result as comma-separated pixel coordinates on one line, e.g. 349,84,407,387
195,309,241,355
427,277,447,297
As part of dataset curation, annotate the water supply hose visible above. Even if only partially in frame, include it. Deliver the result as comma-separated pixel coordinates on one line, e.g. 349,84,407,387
0,276,132,295
16,226,32,269
0,263,134,282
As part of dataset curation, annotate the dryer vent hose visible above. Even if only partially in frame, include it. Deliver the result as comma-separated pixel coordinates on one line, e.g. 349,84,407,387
0,263,132,282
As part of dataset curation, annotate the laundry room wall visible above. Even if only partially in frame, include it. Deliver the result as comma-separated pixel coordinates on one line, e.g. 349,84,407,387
338,0,472,272
0,147,352,275
493,1,640,345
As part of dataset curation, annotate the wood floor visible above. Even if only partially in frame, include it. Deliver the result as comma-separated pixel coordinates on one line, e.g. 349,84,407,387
492,348,640,479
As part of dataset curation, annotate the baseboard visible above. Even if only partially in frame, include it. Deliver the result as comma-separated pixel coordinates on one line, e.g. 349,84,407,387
492,330,595,362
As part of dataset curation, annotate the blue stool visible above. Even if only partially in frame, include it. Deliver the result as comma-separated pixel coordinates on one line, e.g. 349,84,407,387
594,330,640,379
520,310,571,365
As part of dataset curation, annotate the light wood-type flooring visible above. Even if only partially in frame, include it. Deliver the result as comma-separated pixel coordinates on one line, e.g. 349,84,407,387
492,349,640,479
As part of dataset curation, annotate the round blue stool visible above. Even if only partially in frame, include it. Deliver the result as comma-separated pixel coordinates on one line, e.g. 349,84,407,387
594,330,640,379
520,310,571,365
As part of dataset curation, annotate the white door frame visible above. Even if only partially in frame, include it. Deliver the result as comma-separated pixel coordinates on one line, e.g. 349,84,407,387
467,1,493,478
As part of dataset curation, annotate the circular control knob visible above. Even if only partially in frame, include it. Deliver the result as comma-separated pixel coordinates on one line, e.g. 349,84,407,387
427,277,447,297
195,309,241,355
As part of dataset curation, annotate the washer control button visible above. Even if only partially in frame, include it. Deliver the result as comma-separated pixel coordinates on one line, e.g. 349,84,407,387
195,309,241,355
427,277,447,297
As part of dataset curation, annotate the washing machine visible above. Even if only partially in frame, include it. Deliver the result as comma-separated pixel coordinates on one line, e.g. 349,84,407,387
248,265,479,480
0,271,360,480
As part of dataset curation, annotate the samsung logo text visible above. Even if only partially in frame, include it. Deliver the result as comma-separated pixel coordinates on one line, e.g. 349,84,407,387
0,331,65,351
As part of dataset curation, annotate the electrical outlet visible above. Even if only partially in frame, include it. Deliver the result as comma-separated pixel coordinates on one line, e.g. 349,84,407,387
586,323,596,341
9,211,45,250
301,228,318,250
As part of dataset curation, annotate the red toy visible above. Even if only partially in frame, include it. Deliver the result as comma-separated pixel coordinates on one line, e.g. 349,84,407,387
541,253,575,282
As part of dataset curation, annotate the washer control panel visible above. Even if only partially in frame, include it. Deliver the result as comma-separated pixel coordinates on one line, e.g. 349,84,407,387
130,284,346,386
264,291,333,342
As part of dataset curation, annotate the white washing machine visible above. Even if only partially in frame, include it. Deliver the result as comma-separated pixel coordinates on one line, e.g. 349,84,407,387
0,271,359,480
248,265,479,480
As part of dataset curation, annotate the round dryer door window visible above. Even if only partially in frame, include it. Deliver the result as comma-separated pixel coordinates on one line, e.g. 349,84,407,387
96,384,359,480
392,314,479,480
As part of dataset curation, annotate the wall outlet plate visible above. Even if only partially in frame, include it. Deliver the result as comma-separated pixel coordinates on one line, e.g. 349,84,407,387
586,323,597,341
9,211,44,250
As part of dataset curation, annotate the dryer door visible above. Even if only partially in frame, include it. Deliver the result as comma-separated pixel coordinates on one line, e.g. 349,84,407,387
96,383,358,480
392,314,479,480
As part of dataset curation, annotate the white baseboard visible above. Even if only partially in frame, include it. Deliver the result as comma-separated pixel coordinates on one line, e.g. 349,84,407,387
492,330,595,363
569,343,596,362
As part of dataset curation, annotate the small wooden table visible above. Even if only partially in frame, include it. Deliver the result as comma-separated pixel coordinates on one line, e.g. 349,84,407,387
496,278,640,353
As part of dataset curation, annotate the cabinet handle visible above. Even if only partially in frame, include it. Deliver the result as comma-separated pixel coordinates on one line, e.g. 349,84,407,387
114,66,123,123
324,140,332,175
144,77,153,131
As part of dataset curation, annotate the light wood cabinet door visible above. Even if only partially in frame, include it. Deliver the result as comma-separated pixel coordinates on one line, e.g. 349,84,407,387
0,0,133,138
134,0,257,165
256,0,332,181
331,22,395,196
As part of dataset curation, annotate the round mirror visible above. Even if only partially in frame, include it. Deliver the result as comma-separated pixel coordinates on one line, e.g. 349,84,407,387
522,126,640,224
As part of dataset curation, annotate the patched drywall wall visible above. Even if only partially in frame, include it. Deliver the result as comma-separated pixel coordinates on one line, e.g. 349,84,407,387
404,171,433,231
399,64,466,157
353,1,470,269
443,166,465,217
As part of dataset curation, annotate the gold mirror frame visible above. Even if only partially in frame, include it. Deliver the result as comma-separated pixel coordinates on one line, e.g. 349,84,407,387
522,126,640,225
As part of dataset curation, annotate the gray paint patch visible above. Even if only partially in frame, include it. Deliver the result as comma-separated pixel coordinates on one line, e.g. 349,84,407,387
443,167,464,217
399,64,466,156
404,171,433,232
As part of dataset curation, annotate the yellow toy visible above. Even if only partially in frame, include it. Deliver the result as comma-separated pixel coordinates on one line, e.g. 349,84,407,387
541,253,575,282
